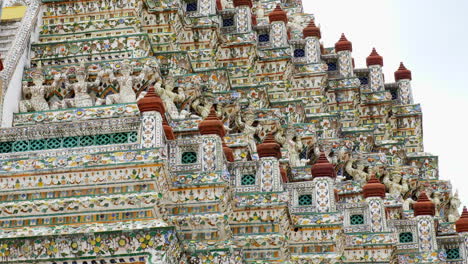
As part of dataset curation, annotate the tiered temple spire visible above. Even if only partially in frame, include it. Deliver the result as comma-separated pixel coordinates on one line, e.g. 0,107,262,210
0,1,461,263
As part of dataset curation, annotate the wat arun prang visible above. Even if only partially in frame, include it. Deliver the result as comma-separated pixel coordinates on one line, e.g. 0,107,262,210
0,0,466,263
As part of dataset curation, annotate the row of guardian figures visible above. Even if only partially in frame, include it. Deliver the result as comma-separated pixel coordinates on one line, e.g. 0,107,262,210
19,60,160,112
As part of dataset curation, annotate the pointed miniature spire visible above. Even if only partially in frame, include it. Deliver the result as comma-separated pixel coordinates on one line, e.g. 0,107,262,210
366,48,384,67
268,4,288,23
413,192,435,216
363,175,386,198
0,59,3,72
137,86,165,114
303,19,321,39
394,62,412,81
456,207,468,233
311,153,336,178
251,14,257,26
335,33,352,52
216,0,222,10
162,116,175,140
222,141,235,162
233,0,252,8
198,107,226,138
280,166,288,183
257,133,282,159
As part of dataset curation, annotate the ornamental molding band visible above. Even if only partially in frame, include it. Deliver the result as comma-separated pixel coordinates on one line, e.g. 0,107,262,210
0,0,463,263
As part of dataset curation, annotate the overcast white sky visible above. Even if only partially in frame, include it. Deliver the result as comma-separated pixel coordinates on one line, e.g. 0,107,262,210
303,0,468,208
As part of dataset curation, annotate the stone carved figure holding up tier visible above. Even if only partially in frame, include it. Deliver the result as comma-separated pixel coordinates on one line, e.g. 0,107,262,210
236,111,261,155
345,158,368,184
402,197,415,211
64,61,103,108
217,101,240,132
19,67,61,112
277,127,308,167
431,191,442,217
447,191,461,222
106,60,152,105
273,122,286,146
154,74,189,119
192,96,213,119
383,170,409,197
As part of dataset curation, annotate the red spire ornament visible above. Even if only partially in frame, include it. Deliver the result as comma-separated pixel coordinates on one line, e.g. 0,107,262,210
257,133,282,159
394,62,412,81
198,107,226,138
251,14,257,26
216,0,222,10
456,207,468,233
366,48,384,67
233,0,252,8
303,19,321,39
162,116,175,140
280,166,288,183
222,141,235,162
363,175,386,198
137,86,165,114
268,4,288,23
413,192,435,217
335,33,352,52
311,153,336,178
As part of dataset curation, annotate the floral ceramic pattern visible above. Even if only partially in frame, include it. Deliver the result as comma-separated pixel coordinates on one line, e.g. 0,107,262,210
368,198,385,232
0,148,162,174
13,103,139,126
292,212,343,226
305,37,320,63
0,224,179,263
201,136,219,171
314,178,330,212
418,216,436,252
0,165,162,191
0,193,163,217
338,50,353,78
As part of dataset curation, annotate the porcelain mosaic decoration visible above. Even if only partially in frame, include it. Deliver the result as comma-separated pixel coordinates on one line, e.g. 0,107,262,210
0,0,465,263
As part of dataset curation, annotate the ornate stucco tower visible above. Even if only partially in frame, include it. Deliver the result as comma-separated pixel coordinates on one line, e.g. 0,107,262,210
0,0,464,263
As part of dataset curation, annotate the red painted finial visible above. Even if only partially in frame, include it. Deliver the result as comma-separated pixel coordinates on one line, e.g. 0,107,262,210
366,48,384,67
456,206,468,233
335,33,352,52
162,116,175,140
394,62,412,81
257,133,282,159
216,0,222,10
251,14,257,26
137,86,165,114
198,107,226,138
268,4,288,23
311,153,336,178
413,192,435,216
303,19,321,39
222,141,235,162
280,167,288,183
363,175,386,198
233,0,252,8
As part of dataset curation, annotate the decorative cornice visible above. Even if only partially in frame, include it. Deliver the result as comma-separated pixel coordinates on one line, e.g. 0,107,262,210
0,116,140,142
